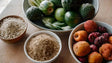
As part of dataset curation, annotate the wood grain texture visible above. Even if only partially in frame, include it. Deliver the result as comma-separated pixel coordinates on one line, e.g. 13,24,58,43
0,0,112,63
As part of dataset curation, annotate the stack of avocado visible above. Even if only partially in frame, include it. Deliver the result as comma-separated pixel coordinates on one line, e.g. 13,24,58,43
26,0,95,30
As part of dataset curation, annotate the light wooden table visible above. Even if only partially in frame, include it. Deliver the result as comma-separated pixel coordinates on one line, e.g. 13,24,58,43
0,0,112,63
0,0,11,15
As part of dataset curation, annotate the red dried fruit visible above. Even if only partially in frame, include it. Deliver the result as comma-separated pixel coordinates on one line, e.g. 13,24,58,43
88,32,101,43
94,36,106,47
90,44,98,52
84,20,98,33
102,33,109,38
77,57,88,63
102,33,109,42
98,26,107,33
109,34,112,36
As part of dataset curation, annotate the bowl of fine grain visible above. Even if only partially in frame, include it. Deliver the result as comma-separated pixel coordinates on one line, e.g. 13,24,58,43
0,15,27,43
24,31,62,63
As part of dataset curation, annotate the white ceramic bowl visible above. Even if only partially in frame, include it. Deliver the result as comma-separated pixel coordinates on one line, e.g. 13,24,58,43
22,0,99,33
24,31,62,63
68,21,112,63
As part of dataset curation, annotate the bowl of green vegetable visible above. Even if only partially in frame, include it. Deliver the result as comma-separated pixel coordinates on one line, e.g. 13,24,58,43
23,0,99,32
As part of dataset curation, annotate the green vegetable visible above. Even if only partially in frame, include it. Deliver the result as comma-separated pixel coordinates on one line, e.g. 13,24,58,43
65,11,80,27
42,17,55,29
61,0,83,11
55,8,66,22
28,0,37,6
50,0,61,7
26,6,43,21
61,26,71,30
43,18,66,30
39,0,54,15
28,0,45,7
80,3,95,20
61,0,72,11
52,22,65,30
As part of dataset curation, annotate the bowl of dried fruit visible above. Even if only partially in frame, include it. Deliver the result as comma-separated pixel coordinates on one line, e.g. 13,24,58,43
68,20,112,63
23,0,99,32
0,15,27,43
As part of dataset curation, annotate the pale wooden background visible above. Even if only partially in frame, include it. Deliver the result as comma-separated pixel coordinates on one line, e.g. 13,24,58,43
0,0,11,15
0,0,112,63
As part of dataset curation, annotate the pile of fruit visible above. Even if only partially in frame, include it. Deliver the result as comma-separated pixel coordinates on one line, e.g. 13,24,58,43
26,0,95,30
73,20,112,63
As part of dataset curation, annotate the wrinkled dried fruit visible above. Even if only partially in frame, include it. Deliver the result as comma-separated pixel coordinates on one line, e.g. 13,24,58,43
90,44,98,52
109,34,112,36
73,41,91,56
102,33,109,38
94,36,106,47
102,33,109,42
73,30,88,41
77,57,88,63
99,43,112,60
98,26,107,33
88,52,103,63
88,32,101,43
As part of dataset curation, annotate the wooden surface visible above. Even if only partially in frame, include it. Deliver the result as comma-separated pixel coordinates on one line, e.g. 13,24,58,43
0,0,112,63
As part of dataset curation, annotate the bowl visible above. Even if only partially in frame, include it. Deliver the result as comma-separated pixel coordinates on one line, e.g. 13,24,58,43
68,21,112,63
24,31,62,63
22,0,99,33
0,15,27,43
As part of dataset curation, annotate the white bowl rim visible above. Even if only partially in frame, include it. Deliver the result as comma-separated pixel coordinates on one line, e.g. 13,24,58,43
22,0,99,33
68,21,112,63
24,31,62,63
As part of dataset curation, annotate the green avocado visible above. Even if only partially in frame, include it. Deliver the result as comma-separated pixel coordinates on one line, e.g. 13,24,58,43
65,11,80,27
55,8,66,22
26,6,43,21
80,3,95,20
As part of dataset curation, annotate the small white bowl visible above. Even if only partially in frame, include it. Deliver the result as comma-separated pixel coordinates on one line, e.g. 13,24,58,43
68,21,112,63
24,31,62,63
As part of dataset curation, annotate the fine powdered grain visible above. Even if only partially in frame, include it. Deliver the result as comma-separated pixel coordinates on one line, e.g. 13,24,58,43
0,17,27,39
27,33,60,61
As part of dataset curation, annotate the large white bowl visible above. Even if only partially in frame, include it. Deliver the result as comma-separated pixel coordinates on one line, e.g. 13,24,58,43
22,0,99,33
68,21,112,63
24,31,62,63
